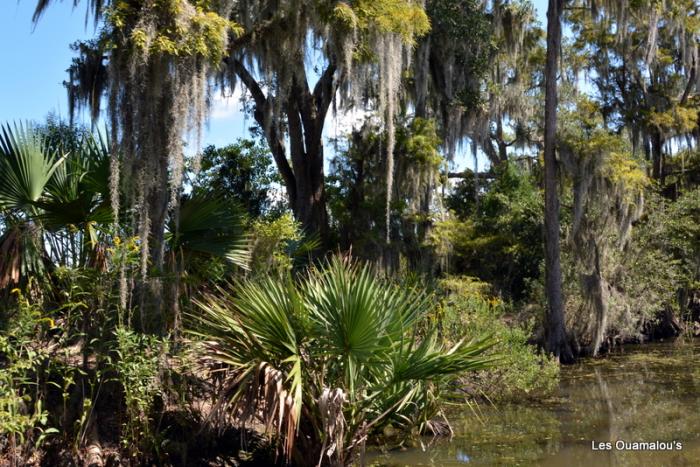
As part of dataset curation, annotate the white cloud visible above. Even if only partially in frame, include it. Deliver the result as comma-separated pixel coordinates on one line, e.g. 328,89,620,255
324,106,373,142
206,85,377,158
209,86,244,120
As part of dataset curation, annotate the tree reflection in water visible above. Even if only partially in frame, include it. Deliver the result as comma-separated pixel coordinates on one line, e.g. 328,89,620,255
371,341,700,466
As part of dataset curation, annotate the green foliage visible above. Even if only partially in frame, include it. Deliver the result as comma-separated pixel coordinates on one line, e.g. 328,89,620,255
567,0,699,185
436,276,559,401
249,213,307,276
422,0,496,110
403,118,442,167
556,97,655,353
105,0,241,63
193,140,282,218
438,162,544,299
328,117,443,266
188,256,497,465
655,189,700,281
0,123,65,212
0,121,112,292
38,132,112,243
11,1,700,464
629,189,700,325
559,97,649,199
166,191,251,270
35,115,92,160
113,327,167,459
0,290,59,463
326,0,431,46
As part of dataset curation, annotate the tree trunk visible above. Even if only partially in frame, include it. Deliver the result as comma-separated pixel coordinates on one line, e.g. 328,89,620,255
651,129,663,183
496,117,508,163
232,59,335,244
543,0,574,363
287,68,330,241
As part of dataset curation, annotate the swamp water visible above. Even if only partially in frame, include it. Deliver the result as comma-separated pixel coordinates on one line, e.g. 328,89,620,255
371,340,700,466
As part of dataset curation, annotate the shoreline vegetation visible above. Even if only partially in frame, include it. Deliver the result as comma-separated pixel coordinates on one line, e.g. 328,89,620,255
1,0,699,465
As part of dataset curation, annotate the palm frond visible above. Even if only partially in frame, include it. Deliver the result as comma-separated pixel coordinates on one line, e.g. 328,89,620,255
188,277,304,456
0,123,65,213
392,333,498,382
167,192,251,269
39,132,112,230
304,257,431,394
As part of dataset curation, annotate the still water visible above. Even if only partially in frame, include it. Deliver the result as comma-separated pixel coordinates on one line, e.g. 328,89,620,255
371,340,700,466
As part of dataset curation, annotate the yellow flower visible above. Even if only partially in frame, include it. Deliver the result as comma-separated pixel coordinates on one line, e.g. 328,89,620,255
114,236,122,246
10,288,21,295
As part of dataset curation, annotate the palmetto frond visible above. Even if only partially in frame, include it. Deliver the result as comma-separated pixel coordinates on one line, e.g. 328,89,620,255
189,277,303,457
167,192,251,269
0,123,65,213
304,257,429,395
0,123,66,287
0,123,114,278
39,132,112,231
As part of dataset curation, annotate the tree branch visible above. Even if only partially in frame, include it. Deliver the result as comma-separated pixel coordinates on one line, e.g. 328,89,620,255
231,59,297,200
447,171,496,179
679,61,696,106
313,60,338,123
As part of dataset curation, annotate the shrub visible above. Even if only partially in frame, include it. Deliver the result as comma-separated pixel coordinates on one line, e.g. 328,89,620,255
113,328,167,460
437,276,559,401
0,290,58,465
187,257,497,466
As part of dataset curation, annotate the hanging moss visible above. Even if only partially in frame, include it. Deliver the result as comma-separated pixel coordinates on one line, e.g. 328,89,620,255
570,0,700,182
559,98,651,355
44,0,240,318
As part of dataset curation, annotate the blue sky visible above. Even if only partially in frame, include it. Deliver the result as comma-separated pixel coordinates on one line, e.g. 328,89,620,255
0,1,92,123
0,0,548,155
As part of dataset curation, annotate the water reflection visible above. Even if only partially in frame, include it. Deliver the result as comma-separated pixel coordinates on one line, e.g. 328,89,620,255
370,340,700,466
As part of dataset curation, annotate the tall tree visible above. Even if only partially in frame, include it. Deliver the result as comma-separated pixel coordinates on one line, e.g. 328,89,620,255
34,0,240,323
543,0,574,362
193,140,281,218
558,98,649,356
220,2,430,243
569,0,700,187
327,117,442,271
411,0,543,166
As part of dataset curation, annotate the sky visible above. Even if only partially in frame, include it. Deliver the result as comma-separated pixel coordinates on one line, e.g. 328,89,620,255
0,0,549,164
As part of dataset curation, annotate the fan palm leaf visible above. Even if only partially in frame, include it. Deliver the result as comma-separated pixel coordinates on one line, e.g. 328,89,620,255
166,192,251,269
0,123,67,287
38,132,112,230
0,123,65,213
189,277,304,456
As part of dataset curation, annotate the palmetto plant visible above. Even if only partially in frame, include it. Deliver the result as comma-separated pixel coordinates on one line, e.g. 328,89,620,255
189,256,497,466
0,123,66,288
0,124,115,289
0,124,65,212
0,123,252,292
